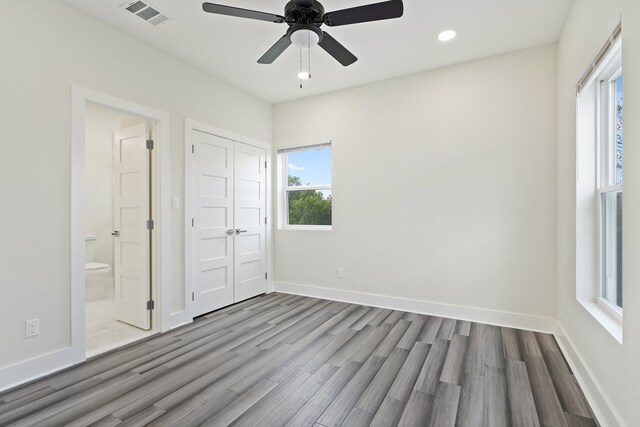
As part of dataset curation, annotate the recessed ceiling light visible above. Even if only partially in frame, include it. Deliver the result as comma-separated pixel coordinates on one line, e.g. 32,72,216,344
438,30,457,42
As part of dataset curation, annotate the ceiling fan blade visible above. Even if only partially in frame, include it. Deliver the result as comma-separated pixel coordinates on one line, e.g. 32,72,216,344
318,32,357,66
294,0,314,8
324,0,403,27
202,2,285,23
258,35,292,64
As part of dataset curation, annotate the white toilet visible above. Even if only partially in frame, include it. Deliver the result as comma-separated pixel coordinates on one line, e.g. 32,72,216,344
85,235,112,301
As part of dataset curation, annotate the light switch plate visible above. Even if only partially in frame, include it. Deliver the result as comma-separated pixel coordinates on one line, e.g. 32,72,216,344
172,197,180,210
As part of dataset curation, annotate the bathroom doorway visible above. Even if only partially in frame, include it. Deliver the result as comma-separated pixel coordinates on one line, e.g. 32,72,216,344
84,103,155,357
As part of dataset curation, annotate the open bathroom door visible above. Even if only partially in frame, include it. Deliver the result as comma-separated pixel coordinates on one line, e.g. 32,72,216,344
113,122,151,330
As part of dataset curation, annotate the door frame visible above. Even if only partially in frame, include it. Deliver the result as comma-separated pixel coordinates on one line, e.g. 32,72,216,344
71,85,171,364
184,118,273,322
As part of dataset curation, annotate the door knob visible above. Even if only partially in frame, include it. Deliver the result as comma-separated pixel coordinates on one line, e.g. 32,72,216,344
226,229,235,235
111,230,120,237
235,229,248,234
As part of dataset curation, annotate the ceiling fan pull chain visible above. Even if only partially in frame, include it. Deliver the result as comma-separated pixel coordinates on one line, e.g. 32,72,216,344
299,48,304,88
308,35,312,79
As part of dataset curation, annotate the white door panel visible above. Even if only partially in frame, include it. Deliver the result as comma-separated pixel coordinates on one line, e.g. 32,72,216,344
114,123,151,330
192,130,234,316
234,144,266,302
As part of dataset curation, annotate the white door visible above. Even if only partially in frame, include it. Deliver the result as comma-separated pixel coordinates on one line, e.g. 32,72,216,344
113,123,151,330
192,130,235,316
234,144,267,302
190,130,267,316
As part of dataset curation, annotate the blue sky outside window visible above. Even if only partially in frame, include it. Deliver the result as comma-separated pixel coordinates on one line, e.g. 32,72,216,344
287,147,332,186
615,74,623,184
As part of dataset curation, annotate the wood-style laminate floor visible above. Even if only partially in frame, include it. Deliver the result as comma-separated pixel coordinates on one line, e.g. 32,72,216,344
0,293,598,427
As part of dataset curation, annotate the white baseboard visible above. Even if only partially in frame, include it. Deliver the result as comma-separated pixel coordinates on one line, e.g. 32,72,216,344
0,347,74,393
274,281,557,333
554,323,625,427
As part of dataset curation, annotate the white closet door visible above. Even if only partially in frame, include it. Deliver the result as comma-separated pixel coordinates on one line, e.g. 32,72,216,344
192,130,234,316
113,123,151,330
234,143,267,302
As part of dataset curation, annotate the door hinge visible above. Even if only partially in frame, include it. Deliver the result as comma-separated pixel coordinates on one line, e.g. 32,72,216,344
265,217,267,225
265,272,268,280
146,139,154,150
191,218,195,227
146,219,154,230
264,161,267,169
192,144,194,154
146,300,155,310
192,292,195,302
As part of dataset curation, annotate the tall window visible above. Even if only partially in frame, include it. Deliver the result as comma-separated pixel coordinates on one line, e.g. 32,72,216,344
599,69,623,310
576,26,622,337
278,144,332,229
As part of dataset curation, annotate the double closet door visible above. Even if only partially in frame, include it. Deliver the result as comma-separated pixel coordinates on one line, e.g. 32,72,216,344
191,130,267,317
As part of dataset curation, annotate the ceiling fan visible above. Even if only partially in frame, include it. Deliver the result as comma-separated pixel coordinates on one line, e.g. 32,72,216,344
202,0,404,66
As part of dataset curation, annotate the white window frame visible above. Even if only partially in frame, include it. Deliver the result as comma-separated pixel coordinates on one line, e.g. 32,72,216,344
277,143,332,231
576,28,623,342
590,39,623,324
596,66,623,320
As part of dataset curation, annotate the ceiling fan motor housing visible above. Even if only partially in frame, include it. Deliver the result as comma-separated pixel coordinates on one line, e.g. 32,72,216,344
284,0,325,26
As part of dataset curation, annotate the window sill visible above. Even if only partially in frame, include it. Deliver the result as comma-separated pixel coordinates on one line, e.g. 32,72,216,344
577,298,623,344
280,225,332,231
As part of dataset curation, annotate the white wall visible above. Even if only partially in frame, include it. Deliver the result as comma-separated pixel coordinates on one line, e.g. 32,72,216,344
85,104,145,267
0,0,271,373
556,0,640,425
274,45,558,321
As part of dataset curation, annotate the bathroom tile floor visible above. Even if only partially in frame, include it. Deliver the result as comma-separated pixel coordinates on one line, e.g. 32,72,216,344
85,298,154,358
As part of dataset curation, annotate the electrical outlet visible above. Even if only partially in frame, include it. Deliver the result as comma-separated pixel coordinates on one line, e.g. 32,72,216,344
337,268,344,279
26,319,39,338
172,197,180,210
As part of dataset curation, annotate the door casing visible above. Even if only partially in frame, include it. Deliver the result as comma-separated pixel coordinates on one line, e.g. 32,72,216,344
71,86,171,365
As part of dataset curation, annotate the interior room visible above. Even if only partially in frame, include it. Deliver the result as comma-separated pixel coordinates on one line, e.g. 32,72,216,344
0,0,638,426
84,103,156,357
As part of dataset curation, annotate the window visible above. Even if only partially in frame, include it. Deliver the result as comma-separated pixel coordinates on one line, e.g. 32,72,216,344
576,26,623,339
278,143,332,229
598,68,623,311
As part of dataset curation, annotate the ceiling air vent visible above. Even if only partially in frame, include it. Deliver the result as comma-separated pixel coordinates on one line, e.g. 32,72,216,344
121,1,169,26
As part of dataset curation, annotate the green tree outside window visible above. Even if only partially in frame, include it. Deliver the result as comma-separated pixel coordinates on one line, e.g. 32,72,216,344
287,175,332,225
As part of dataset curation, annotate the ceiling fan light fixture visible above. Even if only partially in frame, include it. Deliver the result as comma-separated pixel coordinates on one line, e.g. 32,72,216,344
438,30,457,42
297,71,311,80
290,28,320,48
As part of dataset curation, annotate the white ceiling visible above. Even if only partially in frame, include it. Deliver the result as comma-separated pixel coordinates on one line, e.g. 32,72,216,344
59,0,573,103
